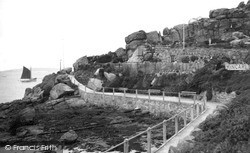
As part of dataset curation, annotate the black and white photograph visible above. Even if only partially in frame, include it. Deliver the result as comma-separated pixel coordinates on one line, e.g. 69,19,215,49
0,0,249,152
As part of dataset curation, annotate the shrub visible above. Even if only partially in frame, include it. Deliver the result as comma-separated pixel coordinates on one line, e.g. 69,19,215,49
206,88,213,101
181,56,190,63
190,55,199,62
225,87,232,94
96,54,112,63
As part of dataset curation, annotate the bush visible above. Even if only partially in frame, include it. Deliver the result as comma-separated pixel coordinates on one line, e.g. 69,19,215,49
181,56,190,63
96,54,112,63
225,87,232,94
190,55,199,62
206,88,213,101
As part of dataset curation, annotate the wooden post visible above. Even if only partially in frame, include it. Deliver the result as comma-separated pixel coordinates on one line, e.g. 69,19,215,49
196,103,200,116
163,120,167,143
191,106,194,121
184,110,187,126
175,116,178,135
102,87,105,98
112,88,115,101
148,89,151,102
178,92,181,103
124,139,129,153
163,91,165,102
147,127,151,153
136,89,138,100
193,94,196,105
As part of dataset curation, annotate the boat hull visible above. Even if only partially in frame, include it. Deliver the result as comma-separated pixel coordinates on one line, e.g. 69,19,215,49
20,78,37,82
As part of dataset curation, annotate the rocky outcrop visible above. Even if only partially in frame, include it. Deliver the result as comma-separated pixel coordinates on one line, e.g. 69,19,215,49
162,1,250,48
36,73,58,97
73,56,89,72
58,67,72,74
50,83,74,100
146,31,162,44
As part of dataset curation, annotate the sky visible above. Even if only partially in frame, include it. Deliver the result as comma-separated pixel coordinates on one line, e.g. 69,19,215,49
0,0,248,71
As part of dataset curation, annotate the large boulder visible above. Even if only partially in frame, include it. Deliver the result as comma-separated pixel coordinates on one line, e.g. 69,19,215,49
60,130,78,143
209,8,229,19
55,74,72,86
23,87,44,101
50,83,74,100
36,73,58,97
87,78,103,91
146,31,162,44
125,30,147,44
126,40,145,51
232,31,245,39
104,72,116,82
163,27,170,36
73,56,88,72
66,98,86,107
115,47,126,57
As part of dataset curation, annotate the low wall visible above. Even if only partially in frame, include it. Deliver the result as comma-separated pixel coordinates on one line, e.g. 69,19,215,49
79,91,191,116
110,62,204,75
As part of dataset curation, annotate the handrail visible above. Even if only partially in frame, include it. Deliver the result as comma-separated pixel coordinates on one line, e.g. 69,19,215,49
103,103,207,153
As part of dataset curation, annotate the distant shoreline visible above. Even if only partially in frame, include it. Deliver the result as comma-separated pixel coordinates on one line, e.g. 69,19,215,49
0,68,59,72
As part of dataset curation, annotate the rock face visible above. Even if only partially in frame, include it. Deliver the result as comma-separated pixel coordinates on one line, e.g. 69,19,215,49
50,83,74,100
126,40,145,51
19,107,36,124
73,56,89,72
60,130,78,143
127,45,153,63
162,1,250,48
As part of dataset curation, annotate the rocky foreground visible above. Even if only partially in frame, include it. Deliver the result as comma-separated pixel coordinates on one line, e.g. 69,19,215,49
0,96,180,152
0,68,181,152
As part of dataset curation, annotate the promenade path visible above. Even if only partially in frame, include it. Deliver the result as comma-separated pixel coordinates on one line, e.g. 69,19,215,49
69,76,222,153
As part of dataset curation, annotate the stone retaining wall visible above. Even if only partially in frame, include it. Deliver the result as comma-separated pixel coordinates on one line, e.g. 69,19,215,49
80,91,191,116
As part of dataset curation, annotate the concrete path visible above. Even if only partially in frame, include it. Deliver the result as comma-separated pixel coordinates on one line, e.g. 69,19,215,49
69,75,222,153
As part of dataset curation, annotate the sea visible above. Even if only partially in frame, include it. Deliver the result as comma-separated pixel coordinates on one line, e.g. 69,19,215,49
0,68,59,103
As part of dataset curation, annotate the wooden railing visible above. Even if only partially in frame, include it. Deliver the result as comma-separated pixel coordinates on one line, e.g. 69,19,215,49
104,103,207,153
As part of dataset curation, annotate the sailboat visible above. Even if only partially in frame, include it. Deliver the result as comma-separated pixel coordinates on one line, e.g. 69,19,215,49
20,66,37,82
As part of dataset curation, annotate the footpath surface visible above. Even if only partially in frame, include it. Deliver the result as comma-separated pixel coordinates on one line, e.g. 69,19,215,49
70,76,222,153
